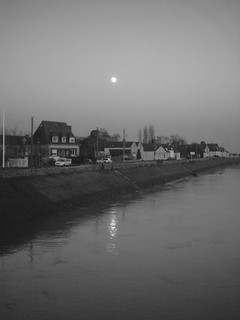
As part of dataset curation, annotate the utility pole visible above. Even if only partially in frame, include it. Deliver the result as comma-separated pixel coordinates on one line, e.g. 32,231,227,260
31,116,34,167
96,127,99,160
2,110,5,168
123,129,125,162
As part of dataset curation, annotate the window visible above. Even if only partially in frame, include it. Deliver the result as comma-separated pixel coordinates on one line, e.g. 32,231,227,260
71,149,76,156
52,136,58,143
51,149,57,156
69,137,75,143
62,137,66,143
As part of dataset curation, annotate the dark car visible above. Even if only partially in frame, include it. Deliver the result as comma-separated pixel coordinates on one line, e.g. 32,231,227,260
83,159,93,164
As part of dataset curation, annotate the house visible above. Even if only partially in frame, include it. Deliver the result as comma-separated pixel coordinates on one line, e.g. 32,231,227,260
178,143,204,159
33,121,79,158
155,146,170,160
204,143,229,158
138,143,174,161
204,143,219,158
218,147,229,158
104,141,138,160
138,143,155,161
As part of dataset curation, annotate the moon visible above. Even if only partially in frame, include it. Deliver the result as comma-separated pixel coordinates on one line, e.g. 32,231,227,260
111,76,117,83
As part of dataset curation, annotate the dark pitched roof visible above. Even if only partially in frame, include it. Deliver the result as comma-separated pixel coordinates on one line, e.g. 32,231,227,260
33,120,75,144
141,143,155,151
207,143,219,151
104,141,135,149
40,121,74,136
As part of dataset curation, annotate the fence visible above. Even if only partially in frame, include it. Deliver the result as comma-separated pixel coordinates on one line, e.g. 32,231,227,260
8,158,28,168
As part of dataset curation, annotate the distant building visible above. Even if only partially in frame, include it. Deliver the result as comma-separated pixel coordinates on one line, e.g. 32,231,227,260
138,143,155,161
204,143,229,158
155,146,171,160
178,143,204,159
104,141,138,160
33,120,79,158
138,143,173,161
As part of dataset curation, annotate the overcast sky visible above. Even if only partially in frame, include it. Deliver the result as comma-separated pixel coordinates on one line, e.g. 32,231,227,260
0,0,240,152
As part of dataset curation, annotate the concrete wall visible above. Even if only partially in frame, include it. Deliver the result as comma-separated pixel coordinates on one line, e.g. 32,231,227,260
1,157,239,226
8,157,28,168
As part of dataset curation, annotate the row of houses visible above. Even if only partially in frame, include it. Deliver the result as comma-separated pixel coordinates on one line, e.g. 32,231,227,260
103,141,176,161
32,121,228,160
1,120,229,167
104,142,229,160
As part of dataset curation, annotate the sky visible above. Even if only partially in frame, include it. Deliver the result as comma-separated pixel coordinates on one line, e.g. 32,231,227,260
0,0,240,152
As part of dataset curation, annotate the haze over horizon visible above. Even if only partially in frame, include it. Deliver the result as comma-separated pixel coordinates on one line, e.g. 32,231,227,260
1,0,240,153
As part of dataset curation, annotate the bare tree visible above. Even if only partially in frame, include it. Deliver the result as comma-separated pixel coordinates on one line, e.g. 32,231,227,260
143,126,148,143
138,129,142,142
155,135,170,145
0,126,25,136
110,133,121,142
170,134,186,151
148,124,155,143
155,134,186,149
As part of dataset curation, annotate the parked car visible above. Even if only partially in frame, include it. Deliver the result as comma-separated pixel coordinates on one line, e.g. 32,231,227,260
103,157,113,163
55,158,72,166
83,158,93,164
42,155,60,166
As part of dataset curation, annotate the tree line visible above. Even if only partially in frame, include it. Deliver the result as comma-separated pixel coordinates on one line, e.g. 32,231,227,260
138,124,186,149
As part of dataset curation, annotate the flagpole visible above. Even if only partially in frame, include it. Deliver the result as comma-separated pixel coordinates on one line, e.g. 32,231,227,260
2,109,5,168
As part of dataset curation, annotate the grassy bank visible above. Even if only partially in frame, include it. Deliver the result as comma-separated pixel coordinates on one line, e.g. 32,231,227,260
1,158,239,226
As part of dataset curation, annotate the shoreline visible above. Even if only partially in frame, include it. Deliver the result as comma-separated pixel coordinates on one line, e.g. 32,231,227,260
1,158,239,227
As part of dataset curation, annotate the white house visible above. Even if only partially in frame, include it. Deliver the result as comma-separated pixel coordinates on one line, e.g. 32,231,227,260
138,143,177,161
155,146,170,160
204,144,229,158
138,143,155,161
104,141,138,159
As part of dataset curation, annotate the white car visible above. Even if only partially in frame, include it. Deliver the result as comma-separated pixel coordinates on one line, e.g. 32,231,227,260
103,157,113,163
55,158,72,166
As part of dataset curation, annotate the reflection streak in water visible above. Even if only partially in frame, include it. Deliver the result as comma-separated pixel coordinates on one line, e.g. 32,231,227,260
106,207,119,255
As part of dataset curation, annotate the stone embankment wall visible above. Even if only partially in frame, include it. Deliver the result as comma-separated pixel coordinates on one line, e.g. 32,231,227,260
1,158,239,226
0,157,235,179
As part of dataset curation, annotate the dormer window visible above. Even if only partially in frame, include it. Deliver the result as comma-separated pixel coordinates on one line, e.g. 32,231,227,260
52,136,58,143
62,137,66,143
69,137,75,143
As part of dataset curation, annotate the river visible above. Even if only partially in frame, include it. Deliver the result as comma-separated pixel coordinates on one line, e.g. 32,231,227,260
0,165,240,320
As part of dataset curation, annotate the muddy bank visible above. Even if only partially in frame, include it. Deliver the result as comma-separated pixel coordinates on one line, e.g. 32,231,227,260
0,158,239,226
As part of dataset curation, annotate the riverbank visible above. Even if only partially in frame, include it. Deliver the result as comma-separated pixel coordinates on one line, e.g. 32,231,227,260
1,158,239,226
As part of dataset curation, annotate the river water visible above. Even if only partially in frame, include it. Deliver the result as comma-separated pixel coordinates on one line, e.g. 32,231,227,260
0,165,240,320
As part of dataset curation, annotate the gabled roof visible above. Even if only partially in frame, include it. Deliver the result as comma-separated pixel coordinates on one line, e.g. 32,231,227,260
33,120,75,144
207,143,219,151
39,121,74,136
104,141,135,149
157,144,170,150
141,143,155,152
156,145,168,152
